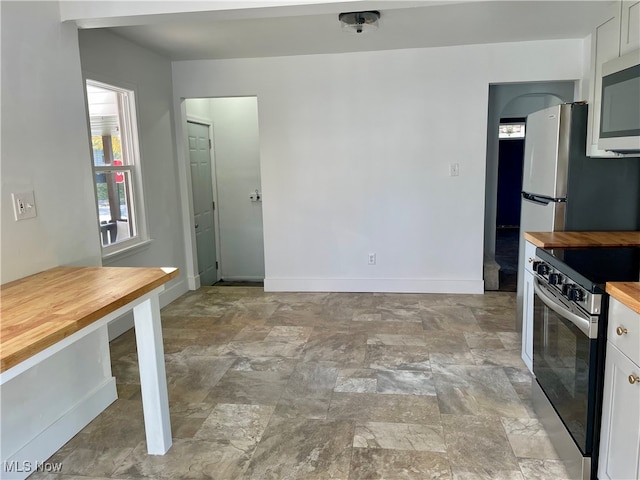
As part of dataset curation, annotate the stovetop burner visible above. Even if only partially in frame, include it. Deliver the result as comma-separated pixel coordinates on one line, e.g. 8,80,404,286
537,246,640,293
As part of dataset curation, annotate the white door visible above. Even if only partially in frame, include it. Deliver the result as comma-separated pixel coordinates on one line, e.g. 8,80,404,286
210,97,265,281
188,121,218,286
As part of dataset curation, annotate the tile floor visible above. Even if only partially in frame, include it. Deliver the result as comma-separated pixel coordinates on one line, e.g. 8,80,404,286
32,287,572,479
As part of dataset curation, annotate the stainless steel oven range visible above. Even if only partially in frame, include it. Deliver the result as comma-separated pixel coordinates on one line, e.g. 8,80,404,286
531,246,640,480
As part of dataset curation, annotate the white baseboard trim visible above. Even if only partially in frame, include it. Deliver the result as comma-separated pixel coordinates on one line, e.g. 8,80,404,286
187,274,200,291
160,279,189,307
1,378,117,480
107,278,188,341
264,277,484,294
107,313,134,341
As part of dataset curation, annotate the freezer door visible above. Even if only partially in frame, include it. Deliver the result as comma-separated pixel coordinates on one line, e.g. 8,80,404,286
520,195,565,234
522,104,570,200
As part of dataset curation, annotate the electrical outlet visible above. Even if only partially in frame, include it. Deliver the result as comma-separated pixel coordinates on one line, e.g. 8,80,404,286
368,253,376,265
449,163,460,177
11,191,37,221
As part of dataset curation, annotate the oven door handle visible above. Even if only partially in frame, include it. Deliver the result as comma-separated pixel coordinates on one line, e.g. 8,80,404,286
533,278,591,338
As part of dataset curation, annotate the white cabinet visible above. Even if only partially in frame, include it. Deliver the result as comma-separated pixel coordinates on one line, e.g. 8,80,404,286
521,240,536,374
598,298,640,480
587,0,640,157
608,295,640,366
587,1,622,158
620,1,640,55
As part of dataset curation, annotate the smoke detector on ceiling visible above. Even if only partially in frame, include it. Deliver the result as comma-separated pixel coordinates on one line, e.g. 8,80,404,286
338,10,380,34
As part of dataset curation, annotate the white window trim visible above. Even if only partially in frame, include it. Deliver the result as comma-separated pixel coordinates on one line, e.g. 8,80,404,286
84,76,150,258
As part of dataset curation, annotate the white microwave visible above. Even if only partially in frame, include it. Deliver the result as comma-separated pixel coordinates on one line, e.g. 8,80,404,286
598,49,640,153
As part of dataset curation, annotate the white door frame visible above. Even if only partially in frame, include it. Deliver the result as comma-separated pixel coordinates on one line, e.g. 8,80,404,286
180,111,222,289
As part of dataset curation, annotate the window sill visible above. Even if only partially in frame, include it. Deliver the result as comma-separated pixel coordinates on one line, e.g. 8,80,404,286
102,238,153,265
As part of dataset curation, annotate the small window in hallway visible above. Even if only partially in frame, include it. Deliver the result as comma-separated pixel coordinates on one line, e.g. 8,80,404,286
498,122,526,139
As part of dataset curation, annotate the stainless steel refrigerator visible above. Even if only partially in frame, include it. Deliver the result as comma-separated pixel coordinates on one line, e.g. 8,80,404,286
516,102,640,329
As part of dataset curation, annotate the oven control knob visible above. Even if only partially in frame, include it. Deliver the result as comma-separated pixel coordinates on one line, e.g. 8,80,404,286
548,273,563,285
536,263,550,275
567,286,584,302
562,284,572,296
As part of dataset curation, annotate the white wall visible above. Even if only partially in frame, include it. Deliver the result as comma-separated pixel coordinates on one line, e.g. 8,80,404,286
78,28,189,334
1,1,102,283
173,39,587,293
185,97,264,281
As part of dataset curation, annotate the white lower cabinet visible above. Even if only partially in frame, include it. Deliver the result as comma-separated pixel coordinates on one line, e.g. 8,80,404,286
521,269,534,373
598,299,640,480
521,241,536,374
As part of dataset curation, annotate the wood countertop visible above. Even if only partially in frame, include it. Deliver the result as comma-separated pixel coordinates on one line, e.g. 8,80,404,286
607,282,640,314
524,231,640,248
524,231,640,312
0,266,179,373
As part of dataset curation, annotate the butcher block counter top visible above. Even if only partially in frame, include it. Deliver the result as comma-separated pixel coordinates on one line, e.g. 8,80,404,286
523,231,640,313
606,282,640,314
524,231,640,248
0,266,178,373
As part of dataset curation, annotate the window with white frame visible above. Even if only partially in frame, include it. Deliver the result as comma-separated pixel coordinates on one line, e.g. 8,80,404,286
85,80,147,255
498,122,526,139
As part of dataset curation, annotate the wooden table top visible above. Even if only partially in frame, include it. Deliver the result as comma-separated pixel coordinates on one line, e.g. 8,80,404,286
0,266,179,373
524,231,640,248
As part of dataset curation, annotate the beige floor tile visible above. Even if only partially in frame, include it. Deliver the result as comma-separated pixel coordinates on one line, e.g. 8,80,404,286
36,288,572,479
328,392,441,425
442,414,520,471
349,448,452,480
500,417,560,460
243,417,353,480
353,421,446,452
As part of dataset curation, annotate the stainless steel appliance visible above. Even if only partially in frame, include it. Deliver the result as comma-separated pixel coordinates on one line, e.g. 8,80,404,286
599,49,640,153
531,246,640,480
516,102,640,331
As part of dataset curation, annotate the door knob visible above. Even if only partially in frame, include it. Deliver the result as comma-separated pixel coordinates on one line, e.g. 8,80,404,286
195,224,199,228
616,326,628,336
629,375,640,385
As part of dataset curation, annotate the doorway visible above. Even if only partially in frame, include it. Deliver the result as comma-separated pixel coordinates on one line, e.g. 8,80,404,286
495,118,526,292
483,81,576,293
185,97,265,284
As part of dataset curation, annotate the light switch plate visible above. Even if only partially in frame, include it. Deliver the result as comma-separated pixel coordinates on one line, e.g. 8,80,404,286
12,191,37,221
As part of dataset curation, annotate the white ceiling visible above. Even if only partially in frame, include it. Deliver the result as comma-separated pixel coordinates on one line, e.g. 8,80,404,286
101,1,609,61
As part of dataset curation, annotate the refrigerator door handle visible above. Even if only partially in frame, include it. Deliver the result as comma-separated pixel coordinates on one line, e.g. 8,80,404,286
521,192,567,205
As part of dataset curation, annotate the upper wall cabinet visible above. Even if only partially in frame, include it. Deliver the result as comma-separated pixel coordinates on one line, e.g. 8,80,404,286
621,1,640,54
587,1,639,157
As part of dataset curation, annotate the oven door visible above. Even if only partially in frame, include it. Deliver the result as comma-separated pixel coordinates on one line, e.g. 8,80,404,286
532,277,599,455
